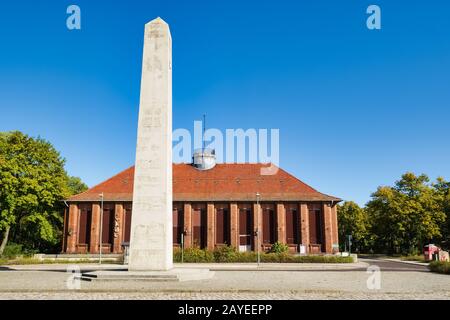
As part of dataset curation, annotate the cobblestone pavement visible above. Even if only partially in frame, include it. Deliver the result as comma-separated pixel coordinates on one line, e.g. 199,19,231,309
1,291,450,300
0,259,449,300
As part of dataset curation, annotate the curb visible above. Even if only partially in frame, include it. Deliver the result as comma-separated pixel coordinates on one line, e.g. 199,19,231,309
383,259,429,267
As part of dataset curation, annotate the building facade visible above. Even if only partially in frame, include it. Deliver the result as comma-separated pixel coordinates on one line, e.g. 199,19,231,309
63,162,341,255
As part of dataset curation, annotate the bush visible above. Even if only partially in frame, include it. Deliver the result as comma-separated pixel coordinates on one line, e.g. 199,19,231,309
234,251,258,263
173,247,184,263
296,255,354,263
213,245,238,262
173,247,354,263
259,253,353,263
270,242,289,254
261,253,285,262
174,247,214,263
1,243,23,258
429,261,450,275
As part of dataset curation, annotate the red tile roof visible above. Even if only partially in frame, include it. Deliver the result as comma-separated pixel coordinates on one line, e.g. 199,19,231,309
68,164,341,202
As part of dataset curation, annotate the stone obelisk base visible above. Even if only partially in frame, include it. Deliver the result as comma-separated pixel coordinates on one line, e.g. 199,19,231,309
81,268,215,282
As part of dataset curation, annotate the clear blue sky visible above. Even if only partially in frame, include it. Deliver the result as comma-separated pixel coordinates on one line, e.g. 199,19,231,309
0,1,449,206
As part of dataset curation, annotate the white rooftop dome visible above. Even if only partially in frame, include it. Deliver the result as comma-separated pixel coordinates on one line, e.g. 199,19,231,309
192,148,216,171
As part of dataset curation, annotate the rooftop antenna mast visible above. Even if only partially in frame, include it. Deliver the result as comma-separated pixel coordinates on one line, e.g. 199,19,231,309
202,114,206,164
202,114,206,152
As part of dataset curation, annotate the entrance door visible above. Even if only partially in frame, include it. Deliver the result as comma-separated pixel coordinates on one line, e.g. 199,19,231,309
239,207,252,252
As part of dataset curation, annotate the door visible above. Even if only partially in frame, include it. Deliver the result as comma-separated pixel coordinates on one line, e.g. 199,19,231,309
239,207,252,252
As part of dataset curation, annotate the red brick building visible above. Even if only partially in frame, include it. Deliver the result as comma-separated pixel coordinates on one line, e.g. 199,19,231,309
63,163,341,255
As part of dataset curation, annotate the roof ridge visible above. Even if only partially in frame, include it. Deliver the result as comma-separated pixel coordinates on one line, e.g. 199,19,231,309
276,166,341,200
275,166,320,193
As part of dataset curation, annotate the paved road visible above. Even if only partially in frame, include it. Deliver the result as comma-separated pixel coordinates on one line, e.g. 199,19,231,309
0,259,447,300
359,258,429,272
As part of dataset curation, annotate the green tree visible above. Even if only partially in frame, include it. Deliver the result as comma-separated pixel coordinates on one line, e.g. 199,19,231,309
67,176,88,196
433,177,450,250
337,201,371,252
366,173,445,254
0,131,79,255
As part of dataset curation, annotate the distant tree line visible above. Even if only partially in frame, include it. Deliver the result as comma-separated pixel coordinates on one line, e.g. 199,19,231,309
338,173,450,255
0,131,87,255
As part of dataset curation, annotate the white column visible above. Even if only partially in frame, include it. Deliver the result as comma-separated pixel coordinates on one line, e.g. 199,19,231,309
129,17,173,271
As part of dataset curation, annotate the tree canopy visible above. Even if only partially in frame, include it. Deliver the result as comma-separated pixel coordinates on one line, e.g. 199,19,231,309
67,176,88,196
339,173,449,255
0,131,87,255
337,201,371,253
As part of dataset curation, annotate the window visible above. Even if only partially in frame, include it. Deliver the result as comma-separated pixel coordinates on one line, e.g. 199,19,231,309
173,205,184,244
216,205,230,245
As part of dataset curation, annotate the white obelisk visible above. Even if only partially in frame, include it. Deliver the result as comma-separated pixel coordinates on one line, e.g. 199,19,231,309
129,17,173,271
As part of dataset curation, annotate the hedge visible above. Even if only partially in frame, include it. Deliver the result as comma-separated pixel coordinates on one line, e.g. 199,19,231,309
173,246,354,263
429,261,450,275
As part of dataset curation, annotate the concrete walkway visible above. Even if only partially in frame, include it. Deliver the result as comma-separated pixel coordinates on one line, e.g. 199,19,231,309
0,259,449,300
2,262,368,272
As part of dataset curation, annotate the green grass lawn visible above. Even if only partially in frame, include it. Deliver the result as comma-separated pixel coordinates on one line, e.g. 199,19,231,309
0,257,121,265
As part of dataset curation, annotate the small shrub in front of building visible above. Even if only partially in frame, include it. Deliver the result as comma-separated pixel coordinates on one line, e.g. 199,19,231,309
269,242,289,254
429,261,450,275
213,245,238,262
174,247,214,263
234,251,258,263
260,253,286,263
